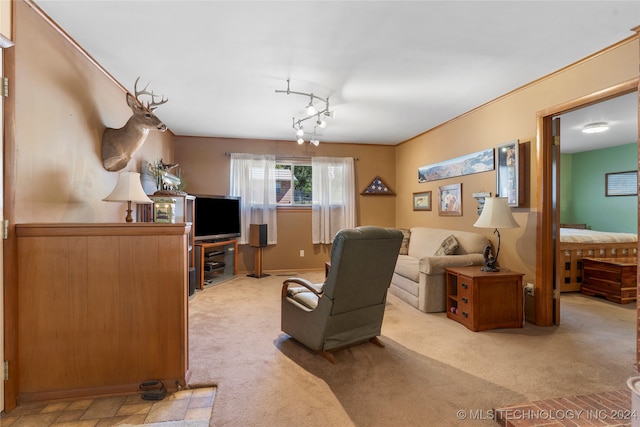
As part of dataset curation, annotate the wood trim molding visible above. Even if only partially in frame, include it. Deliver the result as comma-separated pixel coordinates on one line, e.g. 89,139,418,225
15,222,191,237
3,42,17,412
537,78,639,118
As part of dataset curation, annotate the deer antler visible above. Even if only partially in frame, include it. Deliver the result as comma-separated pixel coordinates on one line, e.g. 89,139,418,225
134,76,169,111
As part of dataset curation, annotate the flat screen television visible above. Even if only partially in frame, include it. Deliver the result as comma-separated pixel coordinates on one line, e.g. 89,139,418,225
193,195,241,241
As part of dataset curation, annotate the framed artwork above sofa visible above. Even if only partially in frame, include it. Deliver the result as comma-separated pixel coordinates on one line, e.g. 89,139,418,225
438,183,462,216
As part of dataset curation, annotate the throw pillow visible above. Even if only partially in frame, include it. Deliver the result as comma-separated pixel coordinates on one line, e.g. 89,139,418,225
434,234,459,256
398,228,411,255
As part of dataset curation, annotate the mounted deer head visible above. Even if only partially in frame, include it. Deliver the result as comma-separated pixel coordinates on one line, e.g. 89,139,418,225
101,77,168,171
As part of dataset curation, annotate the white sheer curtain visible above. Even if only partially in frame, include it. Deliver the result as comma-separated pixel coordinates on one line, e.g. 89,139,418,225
311,156,356,244
229,153,277,245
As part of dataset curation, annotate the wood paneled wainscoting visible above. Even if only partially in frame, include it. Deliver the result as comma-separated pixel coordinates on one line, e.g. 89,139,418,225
15,223,191,404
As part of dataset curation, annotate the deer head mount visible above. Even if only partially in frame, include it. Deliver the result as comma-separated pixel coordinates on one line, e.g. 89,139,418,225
101,77,168,172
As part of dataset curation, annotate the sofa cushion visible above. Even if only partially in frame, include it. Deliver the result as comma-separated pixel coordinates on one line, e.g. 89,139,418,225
408,227,489,258
434,234,459,256
394,255,419,282
454,232,491,255
398,228,411,255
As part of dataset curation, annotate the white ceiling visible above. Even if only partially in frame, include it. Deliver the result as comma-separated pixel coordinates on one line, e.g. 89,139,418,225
33,1,639,149
558,92,638,154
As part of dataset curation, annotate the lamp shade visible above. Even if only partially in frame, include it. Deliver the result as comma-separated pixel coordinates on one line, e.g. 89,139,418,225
103,172,153,204
474,197,519,229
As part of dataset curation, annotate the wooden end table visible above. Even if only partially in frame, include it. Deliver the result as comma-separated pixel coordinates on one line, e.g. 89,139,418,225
445,266,524,332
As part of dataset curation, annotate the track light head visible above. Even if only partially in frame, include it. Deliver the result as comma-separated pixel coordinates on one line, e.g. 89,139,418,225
297,137,305,145
306,99,317,116
310,139,320,147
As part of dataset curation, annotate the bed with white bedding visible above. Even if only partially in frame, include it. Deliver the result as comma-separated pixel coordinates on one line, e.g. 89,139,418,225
559,227,637,292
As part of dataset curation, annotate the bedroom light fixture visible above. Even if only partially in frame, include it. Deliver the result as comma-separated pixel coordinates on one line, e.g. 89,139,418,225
473,196,519,272
276,79,334,146
103,171,153,222
582,122,609,134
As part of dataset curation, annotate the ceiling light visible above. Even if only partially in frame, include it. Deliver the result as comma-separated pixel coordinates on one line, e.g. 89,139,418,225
582,122,609,134
306,101,317,116
277,79,334,146
309,128,321,147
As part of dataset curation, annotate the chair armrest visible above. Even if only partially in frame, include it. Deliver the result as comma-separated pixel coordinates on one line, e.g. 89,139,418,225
282,278,324,298
419,254,485,275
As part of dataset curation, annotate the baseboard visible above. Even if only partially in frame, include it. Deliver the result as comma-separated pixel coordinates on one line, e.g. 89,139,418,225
238,268,324,276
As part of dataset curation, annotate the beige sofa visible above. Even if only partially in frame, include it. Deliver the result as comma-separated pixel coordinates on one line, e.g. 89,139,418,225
390,227,490,313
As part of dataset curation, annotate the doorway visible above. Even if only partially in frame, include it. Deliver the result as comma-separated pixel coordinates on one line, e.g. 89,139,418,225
536,79,639,327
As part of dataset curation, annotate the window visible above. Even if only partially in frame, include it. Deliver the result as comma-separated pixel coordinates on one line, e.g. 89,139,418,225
606,171,637,196
276,161,312,205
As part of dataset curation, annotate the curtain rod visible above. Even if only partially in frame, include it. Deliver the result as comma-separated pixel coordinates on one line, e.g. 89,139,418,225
224,152,359,161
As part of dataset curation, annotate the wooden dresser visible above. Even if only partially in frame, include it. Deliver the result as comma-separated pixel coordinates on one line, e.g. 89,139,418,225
16,223,191,403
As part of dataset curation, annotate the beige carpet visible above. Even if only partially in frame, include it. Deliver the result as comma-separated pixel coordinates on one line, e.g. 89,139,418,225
187,271,638,426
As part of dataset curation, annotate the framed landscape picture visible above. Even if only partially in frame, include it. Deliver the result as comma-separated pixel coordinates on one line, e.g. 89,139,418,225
418,148,494,183
438,183,462,216
413,191,432,211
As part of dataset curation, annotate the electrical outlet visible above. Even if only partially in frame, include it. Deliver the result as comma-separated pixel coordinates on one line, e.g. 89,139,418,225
524,283,535,296
299,250,304,257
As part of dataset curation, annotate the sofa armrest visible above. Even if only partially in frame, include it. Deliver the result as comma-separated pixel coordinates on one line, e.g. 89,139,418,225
419,254,485,275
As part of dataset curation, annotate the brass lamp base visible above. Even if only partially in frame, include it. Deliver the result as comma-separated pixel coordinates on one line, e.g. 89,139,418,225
125,201,134,222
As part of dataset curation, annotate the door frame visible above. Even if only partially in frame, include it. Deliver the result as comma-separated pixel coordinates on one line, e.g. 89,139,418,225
1,36,15,412
535,78,639,327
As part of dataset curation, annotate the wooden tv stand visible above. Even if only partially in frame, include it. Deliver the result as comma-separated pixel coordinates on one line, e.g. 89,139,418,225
194,239,238,289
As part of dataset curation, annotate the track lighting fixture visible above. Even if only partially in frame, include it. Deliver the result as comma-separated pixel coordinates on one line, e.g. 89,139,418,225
276,79,334,146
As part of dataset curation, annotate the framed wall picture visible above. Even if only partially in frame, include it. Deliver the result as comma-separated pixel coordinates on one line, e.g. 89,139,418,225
413,191,432,211
496,140,519,207
418,148,494,183
438,183,462,216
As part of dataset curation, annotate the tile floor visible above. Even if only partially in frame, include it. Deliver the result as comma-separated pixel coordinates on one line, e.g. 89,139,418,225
0,387,215,427
495,389,632,427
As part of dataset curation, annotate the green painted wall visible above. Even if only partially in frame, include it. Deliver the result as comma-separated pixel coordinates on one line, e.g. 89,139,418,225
560,143,637,232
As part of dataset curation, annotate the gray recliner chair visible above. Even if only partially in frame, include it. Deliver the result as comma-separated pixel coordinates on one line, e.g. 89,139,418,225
281,226,403,363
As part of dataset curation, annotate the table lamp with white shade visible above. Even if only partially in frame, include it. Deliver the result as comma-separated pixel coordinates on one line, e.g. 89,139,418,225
473,196,519,272
103,171,153,222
